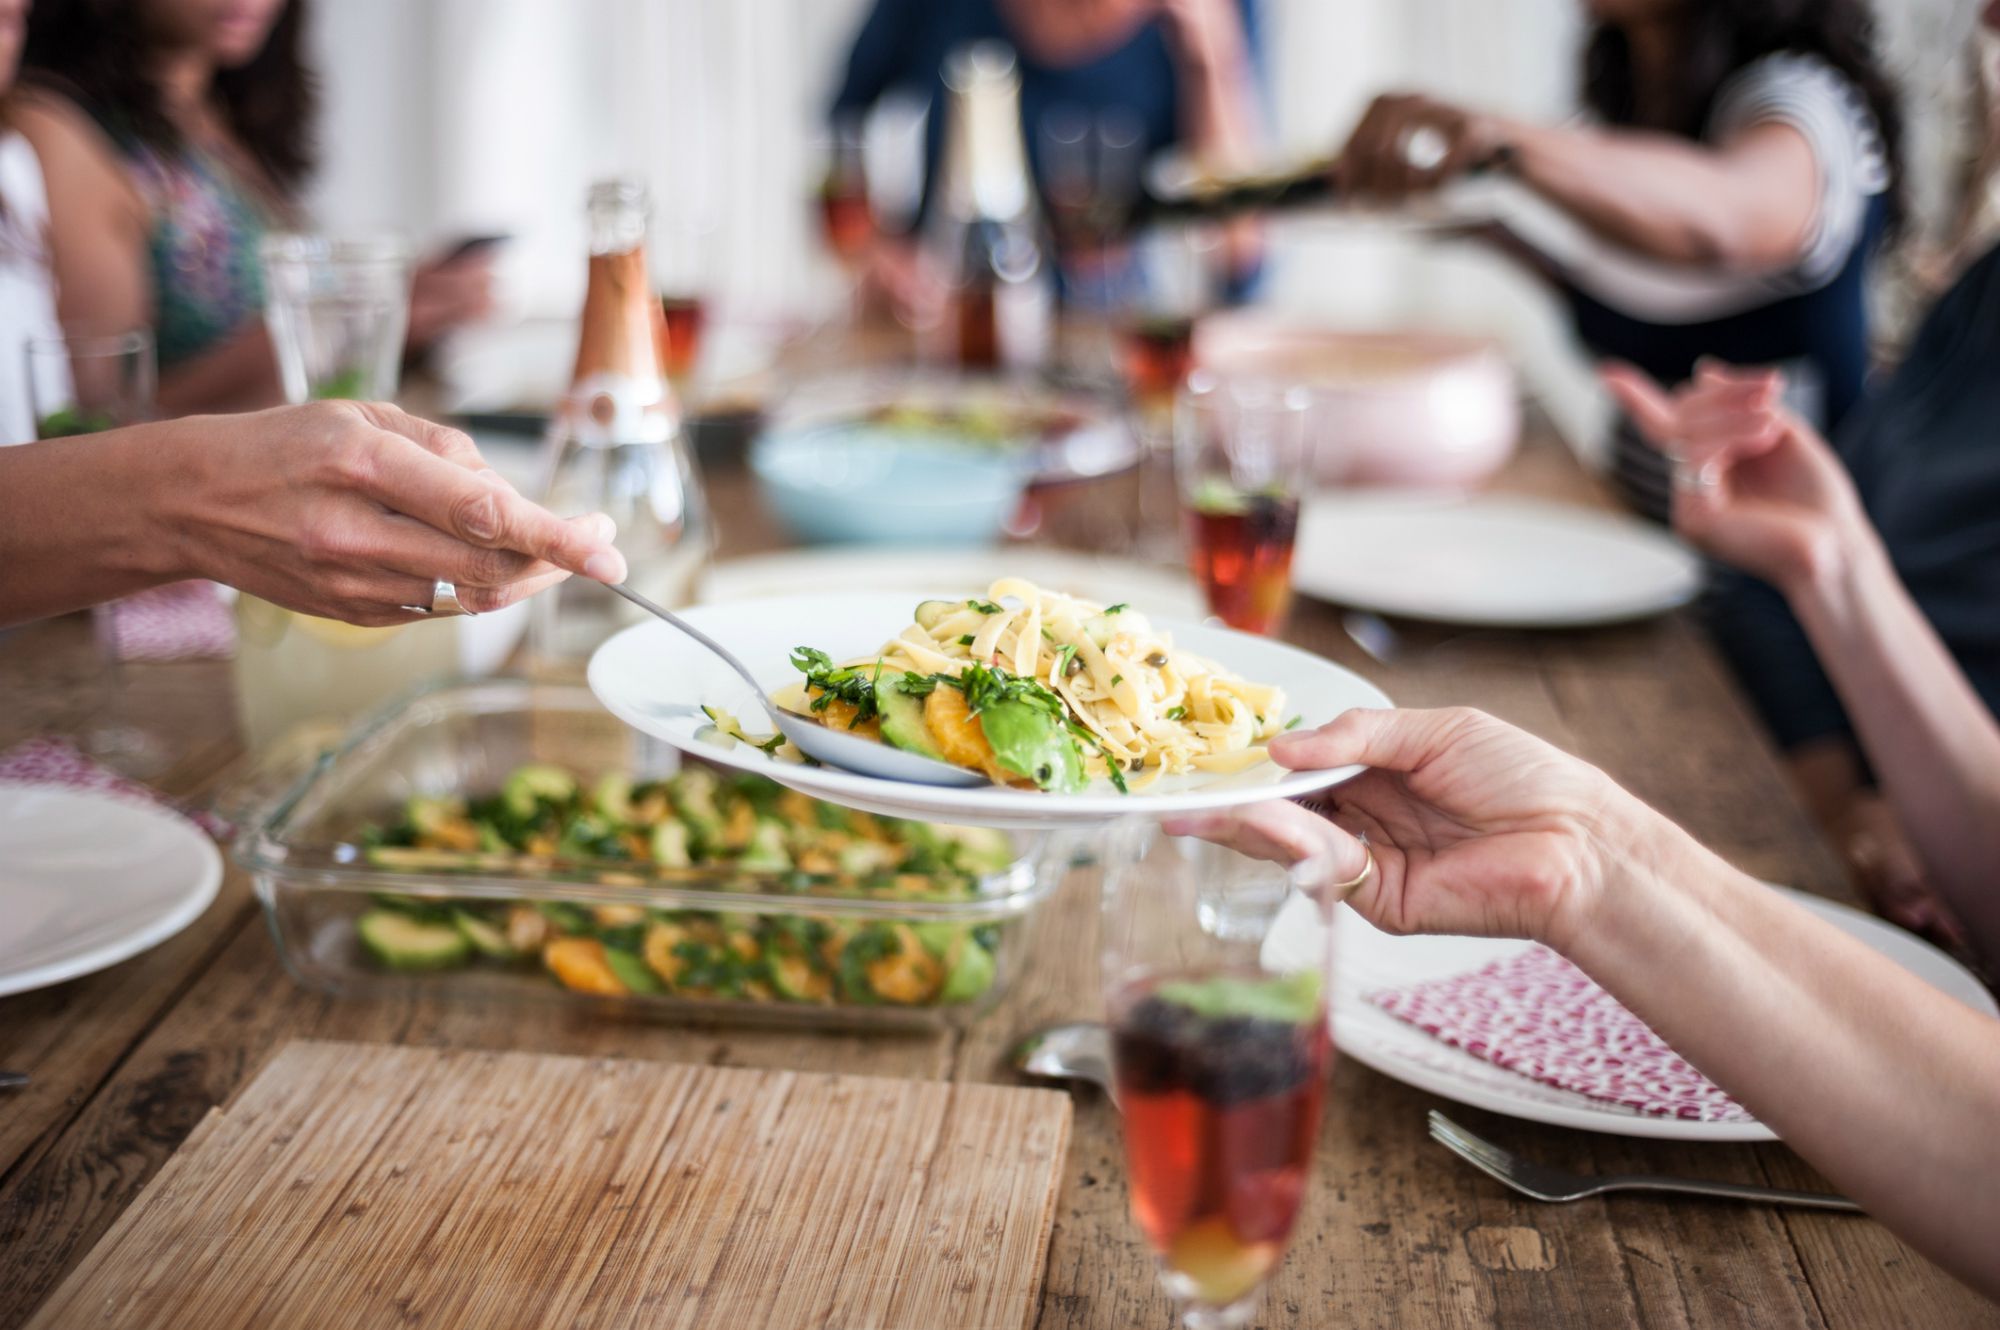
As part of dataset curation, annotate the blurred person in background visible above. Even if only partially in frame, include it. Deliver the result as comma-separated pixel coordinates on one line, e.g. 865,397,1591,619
1609,340,2000,957
14,0,492,416
0,0,61,443
1331,0,1904,517
827,0,1265,316
1166,707,2000,1301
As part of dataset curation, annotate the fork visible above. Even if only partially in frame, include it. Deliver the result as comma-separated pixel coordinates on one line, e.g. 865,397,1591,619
1427,1111,1863,1212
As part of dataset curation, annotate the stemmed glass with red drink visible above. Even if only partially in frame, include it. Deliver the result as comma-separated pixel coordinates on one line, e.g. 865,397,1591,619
1175,372,1312,636
1102,819,1344,1329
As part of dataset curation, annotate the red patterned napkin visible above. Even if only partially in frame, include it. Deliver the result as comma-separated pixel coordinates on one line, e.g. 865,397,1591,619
102,582,236,662
1368,944,1750,1122
0,736,232,839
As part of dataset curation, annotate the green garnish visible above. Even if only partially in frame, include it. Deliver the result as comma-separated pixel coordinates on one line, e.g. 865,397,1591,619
1284,715,1304,731
1166,705,1189,721
958,634,976,646
1105,603,1129,615
1155,970,1323,1024
1110,674,1123,688
968,599,1003,614
1052,643,1079,678
309,365,369,400
34,406,120,439
789,646,881,727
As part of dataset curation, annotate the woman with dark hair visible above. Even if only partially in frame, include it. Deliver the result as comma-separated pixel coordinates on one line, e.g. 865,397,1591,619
1334,0,1902,513
14,0,489,415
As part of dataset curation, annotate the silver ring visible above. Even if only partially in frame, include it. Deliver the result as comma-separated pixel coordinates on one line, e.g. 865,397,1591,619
1399,123,1449,173
430,578,475,617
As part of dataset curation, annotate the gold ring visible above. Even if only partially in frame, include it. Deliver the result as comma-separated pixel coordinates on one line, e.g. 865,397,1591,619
1326,843,1375,898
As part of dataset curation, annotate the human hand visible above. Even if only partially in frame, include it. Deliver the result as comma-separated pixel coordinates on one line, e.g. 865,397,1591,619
1333,93,1506,203
407,253,498,351
160,401,626,624
1603,359,1869,595
857,236,947,331
1163,707,1661,951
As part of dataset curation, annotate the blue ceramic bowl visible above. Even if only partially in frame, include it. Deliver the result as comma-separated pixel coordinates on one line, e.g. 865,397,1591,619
748,422,1032,547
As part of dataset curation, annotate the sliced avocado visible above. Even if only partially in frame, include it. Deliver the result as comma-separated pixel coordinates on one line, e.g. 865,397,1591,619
450,907,517,960
404,794,467,840
978,700,1087,793
767,948,832,1002
878,684,948,762
604,947,663,994
357,909,470,970
667,768,724,851
914,599,957,633
739,820,792,871
938,937,996,1003
503,763,577,817
650,820,692,868
934,825,1015,875
593,772,634,823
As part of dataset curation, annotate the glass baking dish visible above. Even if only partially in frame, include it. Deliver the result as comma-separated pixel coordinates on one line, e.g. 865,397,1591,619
237,678,1059,1029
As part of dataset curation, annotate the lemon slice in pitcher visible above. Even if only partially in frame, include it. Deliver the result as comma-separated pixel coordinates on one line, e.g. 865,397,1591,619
295,613,408,648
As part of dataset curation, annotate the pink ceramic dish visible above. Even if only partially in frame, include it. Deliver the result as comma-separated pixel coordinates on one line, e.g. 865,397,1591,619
1195,315,1520,488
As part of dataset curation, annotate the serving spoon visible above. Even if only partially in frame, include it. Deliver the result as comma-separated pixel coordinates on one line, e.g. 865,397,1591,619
603,581,988,787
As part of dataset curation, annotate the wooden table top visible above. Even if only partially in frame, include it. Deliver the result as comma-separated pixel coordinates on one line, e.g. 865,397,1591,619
2,412,1992,1329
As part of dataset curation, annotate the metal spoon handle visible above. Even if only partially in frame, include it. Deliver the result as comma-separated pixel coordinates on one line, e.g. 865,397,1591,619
604,581,767,698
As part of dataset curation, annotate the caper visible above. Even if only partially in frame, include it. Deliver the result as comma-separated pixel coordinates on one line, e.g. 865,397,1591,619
1145,651,1168,668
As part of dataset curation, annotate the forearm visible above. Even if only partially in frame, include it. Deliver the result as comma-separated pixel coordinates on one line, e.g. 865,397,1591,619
1496,118,1795,268
0,423,189,625
1161,3,1261,170
157,323,286,417
1788,528,2000,956
1567,808,2000,1296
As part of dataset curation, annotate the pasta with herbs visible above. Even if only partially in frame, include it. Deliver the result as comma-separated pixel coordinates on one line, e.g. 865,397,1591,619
773,580,1290,793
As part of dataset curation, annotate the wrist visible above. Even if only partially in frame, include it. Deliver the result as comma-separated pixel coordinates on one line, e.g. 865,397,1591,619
114,417,204,583
1785,509,1888,625
1547,786,1707,962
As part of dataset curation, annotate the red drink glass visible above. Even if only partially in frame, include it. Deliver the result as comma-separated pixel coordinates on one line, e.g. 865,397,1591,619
1103,823,1345,1329
656,294,707,383
1175,374,1312,636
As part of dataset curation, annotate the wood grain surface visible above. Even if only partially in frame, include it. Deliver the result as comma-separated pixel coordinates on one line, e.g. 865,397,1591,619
2,402,1994,1328
27,1041,1071,1330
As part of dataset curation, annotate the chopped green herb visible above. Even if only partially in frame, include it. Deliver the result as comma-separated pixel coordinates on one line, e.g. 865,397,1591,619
1284,715,1304,730
896,671,940,698
1110,674,1124,687
789,646,882,727
1053,643,1080,678
958,634,976,646
1165,705,1189,721
968,599,1003,614
1104,603,1129,615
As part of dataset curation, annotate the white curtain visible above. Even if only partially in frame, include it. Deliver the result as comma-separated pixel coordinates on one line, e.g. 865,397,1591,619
306,0,1978,459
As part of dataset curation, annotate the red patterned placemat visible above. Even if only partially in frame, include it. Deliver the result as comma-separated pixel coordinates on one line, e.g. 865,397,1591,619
103,582,236,661
0,736,232,838
1368,944,1750,1122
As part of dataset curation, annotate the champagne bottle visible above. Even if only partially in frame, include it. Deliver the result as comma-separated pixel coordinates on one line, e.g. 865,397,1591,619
530,179,710,677
932,42,1049,373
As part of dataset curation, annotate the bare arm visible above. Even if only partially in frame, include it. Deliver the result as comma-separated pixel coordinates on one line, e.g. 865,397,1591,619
15,90,284,413
1172,709,2000,1298
0,404,626,627
1157,0,1261,171
1336,91,1821,269
1609,362,2000,960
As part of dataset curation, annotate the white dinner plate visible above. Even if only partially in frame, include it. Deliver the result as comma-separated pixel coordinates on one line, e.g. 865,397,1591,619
588,592,1391,830
702,549,1207,622
1265,886,1997,1141
0,783,222,997
1293,492,1702,627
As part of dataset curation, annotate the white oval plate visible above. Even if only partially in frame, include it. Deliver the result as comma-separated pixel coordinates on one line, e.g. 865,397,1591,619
1266,886,1996,1141
1293,492,1701,628
702,549,1206,622
588,592,1390,830
0,782,222,997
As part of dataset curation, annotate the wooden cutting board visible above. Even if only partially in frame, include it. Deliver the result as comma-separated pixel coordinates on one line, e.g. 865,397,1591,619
30,1040,1072,1330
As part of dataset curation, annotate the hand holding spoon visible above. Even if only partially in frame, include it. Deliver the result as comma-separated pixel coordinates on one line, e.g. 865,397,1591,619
602,581,987,787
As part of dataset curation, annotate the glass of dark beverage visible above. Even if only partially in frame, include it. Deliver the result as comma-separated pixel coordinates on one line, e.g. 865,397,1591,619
1175,372,1311,635
818,117,875,266
656,293,707,385
1102,820,1344,1329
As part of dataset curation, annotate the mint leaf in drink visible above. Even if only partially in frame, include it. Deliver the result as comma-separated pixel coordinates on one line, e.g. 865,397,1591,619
310,366,370,400
36,406,119,438
1155,970,1323,1025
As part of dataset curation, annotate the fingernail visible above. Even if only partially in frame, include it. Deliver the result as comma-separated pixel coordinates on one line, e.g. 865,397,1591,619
585,512,617,543
583,548,627,583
